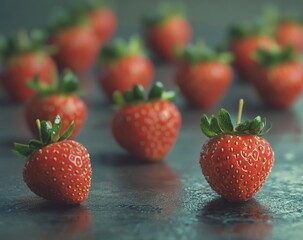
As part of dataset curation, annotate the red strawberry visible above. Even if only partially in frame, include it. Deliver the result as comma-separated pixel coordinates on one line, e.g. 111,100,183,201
111,82,181,161
99,37,154,101
175,43,233,108
229,24,276,81
13,115,92,205
200,99,274,202
251,46,303,109
275,20,303,52
89,7,117,44
49,13,99,74
0,30,56,102
144,5,192,62
25,70,87,139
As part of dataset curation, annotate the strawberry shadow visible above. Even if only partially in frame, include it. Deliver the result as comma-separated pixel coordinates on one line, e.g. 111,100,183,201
197,197,273,240
0,198,92,239
94,152,158,166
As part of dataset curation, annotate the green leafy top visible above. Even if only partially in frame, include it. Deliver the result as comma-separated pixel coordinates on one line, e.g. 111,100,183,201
175,42,233,64
70,0,112,15
28,70,81,97
100,36,147,63
143,2,185,27
200,99,271,138
228,23,273,41
13,115,74,157
48,7,90,35
113,82,177,107
0,30,55,62
253,45,299,68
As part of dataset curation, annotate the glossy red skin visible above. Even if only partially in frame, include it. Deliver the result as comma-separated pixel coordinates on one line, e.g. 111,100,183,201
276,22,303,52
112,100,181,161
1,52,55,102
175,61,233,108
51,26,99,74
89,8,117,44
251,62,303,109
200,135,274,202
230,36,275,81
99,55,154,100
24,140,92,204
146,16,192,62
25,95,87,139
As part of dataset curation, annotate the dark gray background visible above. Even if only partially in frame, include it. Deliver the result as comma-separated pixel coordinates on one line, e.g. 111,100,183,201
1,1,303,240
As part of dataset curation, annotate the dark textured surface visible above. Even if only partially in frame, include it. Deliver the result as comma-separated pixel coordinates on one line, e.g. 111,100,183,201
1,1,303,240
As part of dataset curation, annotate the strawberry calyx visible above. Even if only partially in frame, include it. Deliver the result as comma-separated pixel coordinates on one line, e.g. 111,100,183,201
70,0,110,16
100,36,147,63
27,70,80,97
13,115,74,157
143,3,185,27
0,30,56,62
175,41,233,64
113,81,176,106
254,45,299,68
201,99,271,138
229,23,273,41
48,7,90,35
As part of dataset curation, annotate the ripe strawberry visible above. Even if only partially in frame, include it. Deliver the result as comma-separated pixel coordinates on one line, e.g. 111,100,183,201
25,70,87,139
251,46,303,109
99,37,154,101
144,4,192,62
275,20,303,52
48,12,99,74
175,43,233,108
69,2,117,44
228,24,276,81
112,82,181,161
13,115,92,204
0,30,56,102
200,99,274,202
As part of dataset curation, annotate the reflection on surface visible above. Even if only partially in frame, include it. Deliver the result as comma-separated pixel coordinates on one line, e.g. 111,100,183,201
116,160,181,219
29,202,92,240
197,198,273,240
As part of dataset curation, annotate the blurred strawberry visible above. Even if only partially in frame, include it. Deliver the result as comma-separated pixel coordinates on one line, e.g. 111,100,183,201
144,3,192,62
251,45,303,109
275,20,303,52
48,11,99,74
0,30,56,102
99,36,154,101
228,24,276,81
25,70,87,139
175,42,233,108
70,1,117,44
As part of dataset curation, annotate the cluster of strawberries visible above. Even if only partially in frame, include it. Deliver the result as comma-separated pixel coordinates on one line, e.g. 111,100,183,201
4,2,302,206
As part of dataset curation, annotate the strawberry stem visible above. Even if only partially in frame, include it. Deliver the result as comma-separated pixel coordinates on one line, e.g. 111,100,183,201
236,99,244,125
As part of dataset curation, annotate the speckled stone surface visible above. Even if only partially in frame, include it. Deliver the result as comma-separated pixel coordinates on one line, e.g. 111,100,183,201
1,1,303,240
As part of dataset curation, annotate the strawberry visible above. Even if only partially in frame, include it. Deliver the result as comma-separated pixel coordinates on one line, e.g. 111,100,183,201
48,12,99,74
112,82,181,161
175,42,233,108
13,115,92,204
25,70,87,139
99,37,154,101
70,1,117,44
144,4,192,62
228,24,276,81
200,99,274,202
251,45,303,109
0,30,56,102
275,20,303,52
